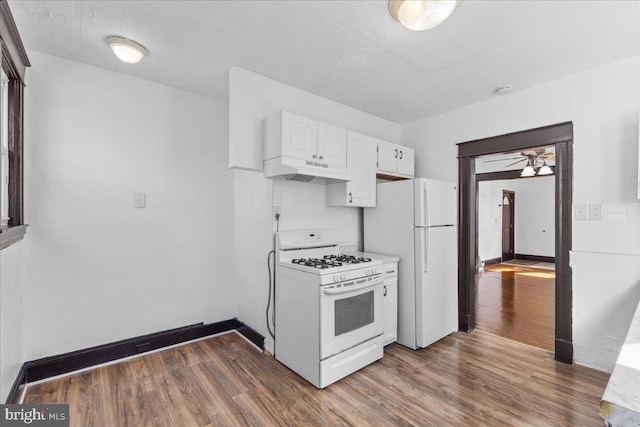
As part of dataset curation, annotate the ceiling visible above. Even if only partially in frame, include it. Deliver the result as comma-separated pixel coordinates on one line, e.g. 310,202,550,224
9,1,640,124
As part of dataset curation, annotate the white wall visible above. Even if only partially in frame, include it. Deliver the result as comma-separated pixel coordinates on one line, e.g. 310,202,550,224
230,68,400,352
478,177,555,261
402,54,640,371
273,180,360,244
0,242,24,402
22,52,236,360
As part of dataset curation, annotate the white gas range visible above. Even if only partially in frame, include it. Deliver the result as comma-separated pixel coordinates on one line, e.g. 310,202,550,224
274,230,385,389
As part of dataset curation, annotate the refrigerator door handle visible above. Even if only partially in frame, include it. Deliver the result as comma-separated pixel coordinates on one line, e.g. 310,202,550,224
424,228,429,273
415,179,428,228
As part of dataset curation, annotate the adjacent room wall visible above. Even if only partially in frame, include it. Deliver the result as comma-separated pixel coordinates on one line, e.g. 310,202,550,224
402,54,640,371
22,52,236,360
0,242,24,402
478,177,555,261
230,68,401,352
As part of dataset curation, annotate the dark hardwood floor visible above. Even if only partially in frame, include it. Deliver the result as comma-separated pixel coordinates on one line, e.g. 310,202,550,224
475,263,555,351
23,330,608,426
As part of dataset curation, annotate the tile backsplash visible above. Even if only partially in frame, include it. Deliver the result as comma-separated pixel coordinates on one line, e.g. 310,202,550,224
272,180,361,248
573,202,640,255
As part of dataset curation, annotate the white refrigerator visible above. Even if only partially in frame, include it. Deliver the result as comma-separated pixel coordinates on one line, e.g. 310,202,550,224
364,178,458,350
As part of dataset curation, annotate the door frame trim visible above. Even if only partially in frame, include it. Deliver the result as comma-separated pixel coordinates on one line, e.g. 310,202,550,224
457,122,573,363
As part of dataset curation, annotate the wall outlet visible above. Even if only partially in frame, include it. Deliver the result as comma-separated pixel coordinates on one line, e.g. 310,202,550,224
589,203,603,220
134,192,146,208
575,204,588,221
604,336,618,352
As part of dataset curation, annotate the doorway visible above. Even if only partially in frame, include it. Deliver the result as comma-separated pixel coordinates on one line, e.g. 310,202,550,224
501,190,515,261
456,122,573,363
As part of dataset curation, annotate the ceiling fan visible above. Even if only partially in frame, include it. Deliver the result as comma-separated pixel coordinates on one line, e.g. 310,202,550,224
484,148,555,177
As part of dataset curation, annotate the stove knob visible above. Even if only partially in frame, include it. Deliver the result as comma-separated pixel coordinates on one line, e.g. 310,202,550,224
333,274,340,283
340,274,347,281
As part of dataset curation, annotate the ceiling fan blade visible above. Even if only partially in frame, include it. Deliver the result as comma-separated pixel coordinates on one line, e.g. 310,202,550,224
483,157,523,163
540,152,556,160
505,158,527,167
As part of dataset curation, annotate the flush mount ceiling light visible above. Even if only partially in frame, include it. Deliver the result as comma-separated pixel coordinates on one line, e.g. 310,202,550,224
389,0,460,31
106,36,148,64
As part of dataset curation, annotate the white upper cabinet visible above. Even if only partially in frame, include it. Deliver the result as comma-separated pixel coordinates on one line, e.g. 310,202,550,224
280,113,317,161
327,132,377,207
317,123,347,168
376,140,414,178
397,148,414,176
264,111,347,168
377,142,398,175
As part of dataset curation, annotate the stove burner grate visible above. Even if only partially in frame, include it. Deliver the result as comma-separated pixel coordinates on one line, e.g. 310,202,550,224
291,255,372,269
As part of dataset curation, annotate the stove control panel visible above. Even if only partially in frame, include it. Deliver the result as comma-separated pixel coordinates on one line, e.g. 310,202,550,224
332,274,347,282
303,232,323,243
365,268,380,276
329,268,381,284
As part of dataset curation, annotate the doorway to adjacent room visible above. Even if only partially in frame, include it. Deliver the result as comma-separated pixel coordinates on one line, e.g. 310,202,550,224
456,122,573,363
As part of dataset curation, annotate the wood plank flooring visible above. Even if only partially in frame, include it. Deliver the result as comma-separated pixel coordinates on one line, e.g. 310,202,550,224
23,330,608,426
475,263,555,351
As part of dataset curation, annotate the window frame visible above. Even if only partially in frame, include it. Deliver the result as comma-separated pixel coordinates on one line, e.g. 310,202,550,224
0,0,30,250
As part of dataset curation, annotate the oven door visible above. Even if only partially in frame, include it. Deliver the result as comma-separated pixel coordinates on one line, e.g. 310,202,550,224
319,274,384,360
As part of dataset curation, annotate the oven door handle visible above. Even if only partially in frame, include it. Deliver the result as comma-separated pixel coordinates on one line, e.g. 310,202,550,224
322,278,383,295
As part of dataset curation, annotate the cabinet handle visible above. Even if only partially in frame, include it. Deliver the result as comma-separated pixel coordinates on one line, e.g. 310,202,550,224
348,192,352,203
395,149,398,158
319,155,323,160
383,285,387,296
399,150,403,159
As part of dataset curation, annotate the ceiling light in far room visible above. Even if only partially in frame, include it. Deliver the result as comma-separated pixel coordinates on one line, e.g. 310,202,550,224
106,36,148,64
520,161,536,178
537,162,553,176
389,0,460,31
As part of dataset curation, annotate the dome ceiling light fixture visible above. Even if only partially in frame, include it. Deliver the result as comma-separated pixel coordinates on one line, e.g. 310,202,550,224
106,36,148,64
388,0,461,31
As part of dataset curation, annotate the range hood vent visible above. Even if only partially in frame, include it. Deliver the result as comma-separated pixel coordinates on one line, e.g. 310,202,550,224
264,156,351,184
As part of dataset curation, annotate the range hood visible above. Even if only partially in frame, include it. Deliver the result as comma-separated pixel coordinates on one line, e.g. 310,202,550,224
264,156,351,184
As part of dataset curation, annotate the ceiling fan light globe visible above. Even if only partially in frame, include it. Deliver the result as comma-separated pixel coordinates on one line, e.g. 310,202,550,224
520,165,536,177
538,164,553,176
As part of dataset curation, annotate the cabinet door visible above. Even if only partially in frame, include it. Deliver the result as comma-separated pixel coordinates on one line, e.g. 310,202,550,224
377,141,398,174
317,123,347,168
347,133,376,207
383,263,398,346
281,112,317,161
397,147,415,177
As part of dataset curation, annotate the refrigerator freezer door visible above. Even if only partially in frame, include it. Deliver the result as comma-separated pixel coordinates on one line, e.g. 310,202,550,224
425,179,457,227
415,225,459,348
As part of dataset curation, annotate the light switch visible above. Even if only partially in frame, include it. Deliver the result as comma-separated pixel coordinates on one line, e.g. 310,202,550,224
574,204,588,221
134,192,146,208
589,203,603,220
